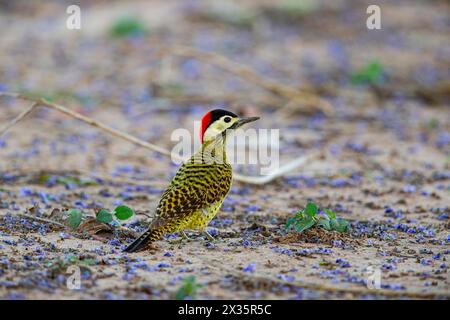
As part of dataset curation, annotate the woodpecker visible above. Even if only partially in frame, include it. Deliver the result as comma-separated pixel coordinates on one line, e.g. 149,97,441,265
124,109,259,252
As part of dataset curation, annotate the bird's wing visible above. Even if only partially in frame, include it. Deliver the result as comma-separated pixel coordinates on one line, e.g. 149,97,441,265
149,182,207,230
149,161,211,229
149,153,232,230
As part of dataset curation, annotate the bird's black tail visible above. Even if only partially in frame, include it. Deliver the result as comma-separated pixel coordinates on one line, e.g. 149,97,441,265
123,229,160,253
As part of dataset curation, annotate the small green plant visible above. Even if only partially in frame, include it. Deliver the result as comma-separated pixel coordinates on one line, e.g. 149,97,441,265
96,205,135,223
67,209,83,229
66,205,135,229
350,60,384,85
109,16,147,38
277,0,318,16
286,202,349,233
46,254,97,278
175,276,203,300
425,118,439,130
46,254,96,270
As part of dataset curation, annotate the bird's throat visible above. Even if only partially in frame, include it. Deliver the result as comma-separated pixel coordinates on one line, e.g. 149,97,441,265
200,134,228,164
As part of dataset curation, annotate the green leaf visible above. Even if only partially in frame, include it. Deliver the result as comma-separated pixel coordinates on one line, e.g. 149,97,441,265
114,205,134,220
175,276,202,300
67,209,83,229
304,202,318,218
330,218,339,229
294,217,315,233
285,217,297,230
294,210,304,219
109,16,147,38
324,208,336,220
330,218,349,233
317,218,331,231
350,60,384,85
286,202,348,235
81,258,97,266
96,209,113,224
335,219,350,233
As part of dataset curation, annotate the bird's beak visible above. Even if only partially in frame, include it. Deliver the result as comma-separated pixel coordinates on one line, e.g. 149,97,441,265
232,116,260,129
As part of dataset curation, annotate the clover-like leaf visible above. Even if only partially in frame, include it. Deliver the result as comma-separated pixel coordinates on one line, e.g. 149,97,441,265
324,208,336,220
294,216,315,233
114,205,134,220
351,60,384,85
67,209,83,229
317,218,332,231
335,219,349,233
330,218,339,229
175,276,202,300
285,202,348,235
285,217,297,230
109,16,147,38
295,210,304,219
96,209,113,224
304,202,318,218
330,218,349,233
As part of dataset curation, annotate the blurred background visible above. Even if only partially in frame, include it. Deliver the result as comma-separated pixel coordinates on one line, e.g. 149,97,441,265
0,0,449,300
0,0,449,174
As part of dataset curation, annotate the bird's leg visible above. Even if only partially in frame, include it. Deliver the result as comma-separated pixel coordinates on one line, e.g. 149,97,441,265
169,231,190,245
203,230,215,242
181,231,191,241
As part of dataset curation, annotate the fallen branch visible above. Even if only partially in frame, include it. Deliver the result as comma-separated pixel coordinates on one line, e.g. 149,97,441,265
0,102,38,137
0,92,175,158
0,92,313,184
167,45,333,115
17,212,138,239
233,153,318,184
17,213,66,228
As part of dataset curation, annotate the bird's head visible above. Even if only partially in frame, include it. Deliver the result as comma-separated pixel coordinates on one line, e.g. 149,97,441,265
200,109,259,143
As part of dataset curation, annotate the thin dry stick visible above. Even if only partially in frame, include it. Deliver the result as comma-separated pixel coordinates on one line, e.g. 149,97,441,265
18,212,138,238
0,92,176,159
0,102,38,137
18,213,66,228
167,45,333,114
234,153,319,184
0,92,312,185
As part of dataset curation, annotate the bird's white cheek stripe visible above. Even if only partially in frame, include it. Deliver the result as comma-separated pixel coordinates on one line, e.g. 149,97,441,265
203,126,222,142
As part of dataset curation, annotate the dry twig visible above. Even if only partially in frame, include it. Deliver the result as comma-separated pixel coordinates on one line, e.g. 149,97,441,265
0,91,315,184
0,102,38,137
0,92,174,158
166,45,333,114
17,213,66,228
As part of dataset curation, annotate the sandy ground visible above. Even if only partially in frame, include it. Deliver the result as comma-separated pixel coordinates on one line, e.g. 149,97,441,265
0,0,449,299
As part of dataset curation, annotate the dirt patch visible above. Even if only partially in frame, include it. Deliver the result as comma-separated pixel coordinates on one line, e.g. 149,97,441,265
275,228,359,246
0,0,449,300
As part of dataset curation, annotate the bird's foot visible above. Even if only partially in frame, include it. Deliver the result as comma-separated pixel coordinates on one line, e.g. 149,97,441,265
169,231,191,245
181,231,191,241
203,230,220,243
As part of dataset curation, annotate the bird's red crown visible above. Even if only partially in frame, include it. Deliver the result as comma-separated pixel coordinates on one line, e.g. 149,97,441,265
200,109,237,143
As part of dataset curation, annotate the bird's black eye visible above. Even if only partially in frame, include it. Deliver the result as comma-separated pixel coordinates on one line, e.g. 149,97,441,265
224,116,232,123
